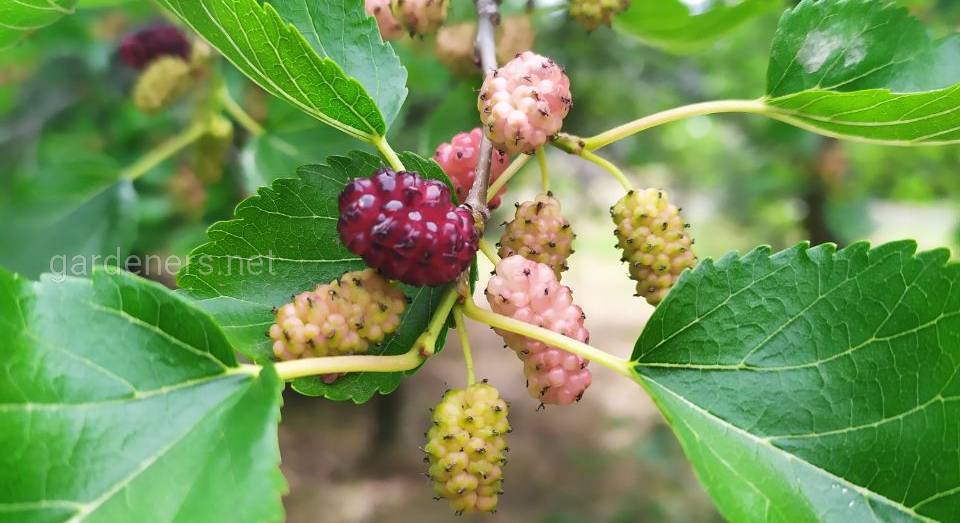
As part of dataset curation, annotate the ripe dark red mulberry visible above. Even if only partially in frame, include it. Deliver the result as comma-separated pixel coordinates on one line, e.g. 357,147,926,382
118,24,191,70
338,168,479,286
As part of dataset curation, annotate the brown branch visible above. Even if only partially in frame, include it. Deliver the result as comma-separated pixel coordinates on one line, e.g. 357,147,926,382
465,0,501,225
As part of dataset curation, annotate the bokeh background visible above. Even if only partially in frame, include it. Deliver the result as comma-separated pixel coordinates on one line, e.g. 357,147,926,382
2,0,959,521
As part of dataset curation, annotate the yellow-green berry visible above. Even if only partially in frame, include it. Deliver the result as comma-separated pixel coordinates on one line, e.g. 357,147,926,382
497,192,575,279
569,0,630,31
425,383,510,514
132,56,193,113
268,269,407,360
611,188,696,306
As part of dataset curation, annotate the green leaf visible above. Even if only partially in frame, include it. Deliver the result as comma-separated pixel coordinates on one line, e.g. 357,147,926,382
156,0,386,140
0,0,77,49
0,136,137,280
240,97,371,193
264,0,408,128
614,0,779,53
0,267,284,522
633,241,960,522
763,0,960,145
177,151,453,403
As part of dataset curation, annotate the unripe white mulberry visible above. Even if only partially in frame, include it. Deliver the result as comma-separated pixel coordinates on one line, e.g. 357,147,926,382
132,56,193,113
268,269,407,360
486,255,591,405
391,0,448,37
569,0,630,31
497,192,574,278
425,383,509,514
478,51,572,155
612,188,696,306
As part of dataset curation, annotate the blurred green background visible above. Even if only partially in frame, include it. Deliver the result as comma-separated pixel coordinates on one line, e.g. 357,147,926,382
2,0,959,521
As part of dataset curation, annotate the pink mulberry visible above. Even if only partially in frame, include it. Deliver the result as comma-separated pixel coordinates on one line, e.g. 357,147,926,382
478,51,572,155
485,255,591,405
433,128,510,209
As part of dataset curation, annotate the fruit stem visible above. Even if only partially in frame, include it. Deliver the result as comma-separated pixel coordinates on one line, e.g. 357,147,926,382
267,349,426,381
584,99,769,151
120,121,207,181
415,284,461,357
461,299,633,379
218,85,265,137
580,149,634,191
453,306,477,386
375,136,406,171
465,0,503,222
536,146,550,193
486,154,531,203
478,237,501,265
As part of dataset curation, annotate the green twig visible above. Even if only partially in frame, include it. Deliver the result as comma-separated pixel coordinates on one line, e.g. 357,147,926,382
584,99,769,151
478,238,501,265
218,86,265,137
579,149,633,191
536,146,550,193
375,136,406,171
453,307,477,386
252,349,425,381
415,285,460,357
462,299,633,379
120,122,207,181
486,154,531,203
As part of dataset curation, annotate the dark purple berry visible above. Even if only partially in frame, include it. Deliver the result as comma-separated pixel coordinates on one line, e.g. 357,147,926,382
118,24,191,70
338,168,479,286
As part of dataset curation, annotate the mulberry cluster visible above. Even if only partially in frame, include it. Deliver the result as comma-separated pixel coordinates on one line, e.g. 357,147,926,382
611,188,696,306
433,128,509,209
425,383,510,514
486,255,591,405
365,0,404,40
569,0,631,31
132,56,193,114
391,0,448,36
268,269,407,361
338,168,479,286
478,51,572,155
118,24,191,70
497,193,574,278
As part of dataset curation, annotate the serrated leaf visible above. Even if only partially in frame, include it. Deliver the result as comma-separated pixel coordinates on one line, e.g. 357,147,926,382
265,0,408,128
156,0,386,140
0,136,137,279
0,267,284,522
177,150,455,403
0,0,77,49
763,0,960,145
633,241,960,522
614,0,779,53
